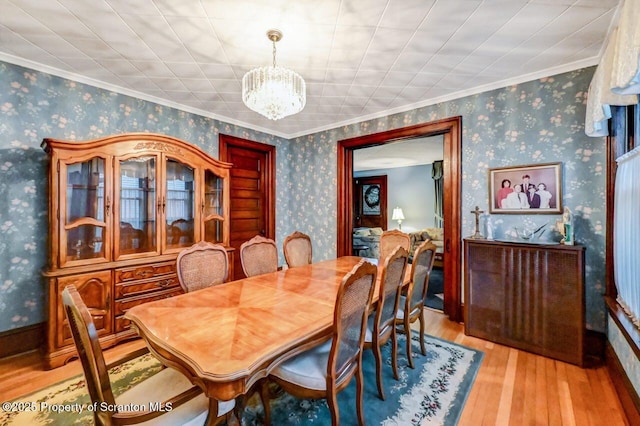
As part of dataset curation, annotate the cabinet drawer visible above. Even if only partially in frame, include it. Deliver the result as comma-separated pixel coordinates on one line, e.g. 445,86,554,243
114,274,180,299
114,288,182,317
115,262,176,283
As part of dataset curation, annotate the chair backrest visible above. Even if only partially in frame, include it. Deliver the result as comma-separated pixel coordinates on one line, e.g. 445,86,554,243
170,218,194,246
283,231,312,268
62,285,117,414
375,246,409,335
177,241,229,292
328,259,377,386
240,235,278,277
379,230,410,261
407,240,437,314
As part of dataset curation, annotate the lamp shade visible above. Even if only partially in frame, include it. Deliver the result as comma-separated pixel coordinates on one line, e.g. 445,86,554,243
392,207,405,221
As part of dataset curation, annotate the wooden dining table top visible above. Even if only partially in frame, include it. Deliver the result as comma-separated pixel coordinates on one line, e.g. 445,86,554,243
125,255,408,401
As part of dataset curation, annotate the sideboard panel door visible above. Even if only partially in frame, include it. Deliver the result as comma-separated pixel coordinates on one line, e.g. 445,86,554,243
464,239,585,366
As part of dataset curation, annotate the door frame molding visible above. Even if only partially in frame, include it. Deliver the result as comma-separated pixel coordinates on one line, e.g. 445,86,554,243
219,134,276,240
337,117,463,322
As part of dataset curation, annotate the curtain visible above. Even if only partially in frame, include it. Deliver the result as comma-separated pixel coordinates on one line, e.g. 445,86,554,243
614,146,640,327
611,0,640,95
585,0,640,137
432,160,444,228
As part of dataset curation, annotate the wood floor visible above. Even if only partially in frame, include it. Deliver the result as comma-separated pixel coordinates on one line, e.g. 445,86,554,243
0,309,630,425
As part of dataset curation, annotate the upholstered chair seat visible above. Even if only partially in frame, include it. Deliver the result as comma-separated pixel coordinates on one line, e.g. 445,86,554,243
266,260,377,426
270,340,332,391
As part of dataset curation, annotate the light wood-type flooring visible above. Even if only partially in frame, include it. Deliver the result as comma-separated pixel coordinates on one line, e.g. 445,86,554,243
0,309,630,425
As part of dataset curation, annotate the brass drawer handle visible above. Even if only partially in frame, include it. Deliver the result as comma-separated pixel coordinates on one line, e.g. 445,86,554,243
136,270,153,278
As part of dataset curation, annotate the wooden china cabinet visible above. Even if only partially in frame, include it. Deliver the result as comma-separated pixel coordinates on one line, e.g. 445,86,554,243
42,133,231,369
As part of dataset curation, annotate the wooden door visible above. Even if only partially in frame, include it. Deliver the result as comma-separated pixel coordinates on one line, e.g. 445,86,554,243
219,135,275,280
353,175,387,229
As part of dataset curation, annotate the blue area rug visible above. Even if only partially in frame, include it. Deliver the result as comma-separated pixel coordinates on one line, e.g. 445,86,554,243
426,268,444,311
242,333,483,425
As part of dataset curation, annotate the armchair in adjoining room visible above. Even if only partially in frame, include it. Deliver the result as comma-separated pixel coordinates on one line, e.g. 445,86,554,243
352,227,383,258
408,227,444,266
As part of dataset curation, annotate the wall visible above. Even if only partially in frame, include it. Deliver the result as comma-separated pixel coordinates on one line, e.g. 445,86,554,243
2,59,637,399
0,60,291,332
291,67,607,332
290,65,640,396
355,164,437,232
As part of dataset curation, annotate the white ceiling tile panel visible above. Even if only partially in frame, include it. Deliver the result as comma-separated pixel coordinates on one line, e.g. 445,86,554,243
353,69,387,86
199,64,236,80
379,0,435,31
347,85,378,98
118,76,161,91
153,0,208,17
359,50,400,72
131,61,174,78
66,38,122,60
106,0,162,15
95,59,143,76
382,71,417,87
0,0,619,137
336,0,387,27
149,77,187,91
209,80,240,93
164,62,206,79
324,68,358,84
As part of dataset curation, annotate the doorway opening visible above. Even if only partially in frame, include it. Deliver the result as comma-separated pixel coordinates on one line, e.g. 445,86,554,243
337,117,462,322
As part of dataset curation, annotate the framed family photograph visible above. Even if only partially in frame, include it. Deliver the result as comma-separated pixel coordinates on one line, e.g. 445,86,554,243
489,162,562,214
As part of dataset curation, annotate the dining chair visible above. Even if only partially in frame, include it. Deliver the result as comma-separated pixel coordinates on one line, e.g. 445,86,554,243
240,235,278,277
176,241,229,292
265,259,377,426
364,245,409,400
283,231,312,268
379,229,410,262
61,285,235,426
396,240,437,368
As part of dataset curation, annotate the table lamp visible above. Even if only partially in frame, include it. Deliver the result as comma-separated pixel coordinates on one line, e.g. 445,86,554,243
392,207,405,230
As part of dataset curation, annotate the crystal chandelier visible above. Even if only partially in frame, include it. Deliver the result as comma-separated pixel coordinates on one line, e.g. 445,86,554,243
242,29,306,120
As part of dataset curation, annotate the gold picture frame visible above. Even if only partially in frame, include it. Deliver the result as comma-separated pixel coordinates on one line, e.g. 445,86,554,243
489,162,562,214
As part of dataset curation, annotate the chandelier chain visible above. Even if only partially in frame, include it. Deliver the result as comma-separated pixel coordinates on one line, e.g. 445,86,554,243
272,39,277,68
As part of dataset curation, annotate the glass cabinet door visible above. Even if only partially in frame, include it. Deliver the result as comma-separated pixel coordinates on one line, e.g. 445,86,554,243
203,169,224,243
62,157,107,265
165,159,195,250
117,156,157,257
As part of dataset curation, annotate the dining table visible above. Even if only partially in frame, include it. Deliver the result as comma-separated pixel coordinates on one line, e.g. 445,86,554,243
124,255,410,423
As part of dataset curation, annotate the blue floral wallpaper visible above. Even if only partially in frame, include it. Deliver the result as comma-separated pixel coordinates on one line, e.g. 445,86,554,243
293,67,607,332
2,59,636,395
0,61,291,331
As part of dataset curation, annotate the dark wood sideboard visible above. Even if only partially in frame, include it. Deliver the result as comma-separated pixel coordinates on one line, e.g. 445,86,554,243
464,239,586,366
